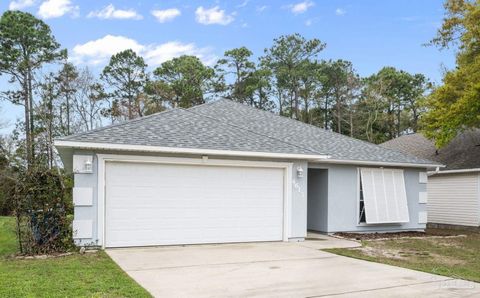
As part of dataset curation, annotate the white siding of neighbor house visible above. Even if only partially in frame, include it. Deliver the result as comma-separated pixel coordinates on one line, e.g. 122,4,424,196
427,173,480,227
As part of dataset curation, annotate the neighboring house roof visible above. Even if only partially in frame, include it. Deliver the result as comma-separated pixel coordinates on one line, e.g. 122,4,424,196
56,99,440,167
380,130,480,170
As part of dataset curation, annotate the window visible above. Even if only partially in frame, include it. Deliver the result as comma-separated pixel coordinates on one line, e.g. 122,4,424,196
359,168,410,224
358,173,366,223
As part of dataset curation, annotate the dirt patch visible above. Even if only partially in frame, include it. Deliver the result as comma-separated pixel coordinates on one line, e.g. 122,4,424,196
335,229,460,241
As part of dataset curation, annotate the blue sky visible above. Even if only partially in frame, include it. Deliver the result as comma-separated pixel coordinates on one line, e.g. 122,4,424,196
0,0,456,133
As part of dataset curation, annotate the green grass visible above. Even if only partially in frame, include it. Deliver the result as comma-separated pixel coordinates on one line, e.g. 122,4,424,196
0,216,151,298
325,229,480,283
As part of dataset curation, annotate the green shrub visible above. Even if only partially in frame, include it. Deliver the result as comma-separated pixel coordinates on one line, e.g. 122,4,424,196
14,169,74,255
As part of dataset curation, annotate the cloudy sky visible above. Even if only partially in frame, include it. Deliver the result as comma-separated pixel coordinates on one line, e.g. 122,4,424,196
0,0,455,133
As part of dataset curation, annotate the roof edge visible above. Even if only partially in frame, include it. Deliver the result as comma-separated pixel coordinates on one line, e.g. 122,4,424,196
54,140,331,161
312,158,445,169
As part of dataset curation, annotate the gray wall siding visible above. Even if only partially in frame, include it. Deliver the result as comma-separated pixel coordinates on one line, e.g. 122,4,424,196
71,150,309,246
290,161,308,239
307,169,328,232
309,163,427,233
73,151,98,246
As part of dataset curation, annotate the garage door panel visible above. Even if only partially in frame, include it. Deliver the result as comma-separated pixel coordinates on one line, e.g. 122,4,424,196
105,161,284,247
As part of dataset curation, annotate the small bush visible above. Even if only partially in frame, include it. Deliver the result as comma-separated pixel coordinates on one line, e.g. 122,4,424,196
14,169,74,255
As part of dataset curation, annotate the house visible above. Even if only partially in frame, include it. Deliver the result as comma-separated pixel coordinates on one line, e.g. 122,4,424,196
55,99,441,248
381,131,480,228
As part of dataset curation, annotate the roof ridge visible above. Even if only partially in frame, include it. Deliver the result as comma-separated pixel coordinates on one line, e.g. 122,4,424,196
195,99,435,164
185,106,326,156
57,108,178,141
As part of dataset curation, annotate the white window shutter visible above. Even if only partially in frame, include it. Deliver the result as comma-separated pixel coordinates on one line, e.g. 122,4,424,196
360,168,410,224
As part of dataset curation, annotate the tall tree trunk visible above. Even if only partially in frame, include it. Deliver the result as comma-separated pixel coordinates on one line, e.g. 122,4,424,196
23,75,32,168
323,96,328,129
336,91,341,134
66,93,70,135
27,68,35,164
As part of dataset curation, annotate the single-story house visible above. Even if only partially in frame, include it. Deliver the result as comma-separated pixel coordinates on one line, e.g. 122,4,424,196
381,131,480,228
55,99,441,248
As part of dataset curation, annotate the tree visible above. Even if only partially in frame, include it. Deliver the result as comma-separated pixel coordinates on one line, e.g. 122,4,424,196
151,55,216,108
71,67,105,132
101,49,147,121
216,47,256,103
55,62,78,135
316,60,361,134
422,0,480,147
261,33,326,118
0,11,65,167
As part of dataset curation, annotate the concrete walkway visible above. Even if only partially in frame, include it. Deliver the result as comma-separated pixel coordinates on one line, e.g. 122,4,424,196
107,235,479,297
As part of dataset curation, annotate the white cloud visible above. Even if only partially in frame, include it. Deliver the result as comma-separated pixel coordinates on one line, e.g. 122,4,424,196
71,35,215,66
289,1,314,15
305,19,312,26
72,35,145,65
151,8,181,23
195,6,234,25
9,0,35,10
38,0,78,19
87,4,142,20
335,8,346,16
144,41,215,66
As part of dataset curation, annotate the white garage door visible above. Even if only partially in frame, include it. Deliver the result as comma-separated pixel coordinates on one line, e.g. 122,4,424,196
105,161,285,247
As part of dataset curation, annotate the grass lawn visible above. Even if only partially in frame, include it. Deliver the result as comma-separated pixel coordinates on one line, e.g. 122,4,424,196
0,216,151,298
325,228,480,283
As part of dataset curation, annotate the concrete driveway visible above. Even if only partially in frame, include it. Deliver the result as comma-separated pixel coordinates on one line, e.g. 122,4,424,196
107,234,479,297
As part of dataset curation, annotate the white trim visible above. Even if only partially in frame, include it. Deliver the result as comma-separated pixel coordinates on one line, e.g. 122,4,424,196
314,158,443,169
478,173,480,226
96,154,293,248
55,140,329,161
428,168,480,175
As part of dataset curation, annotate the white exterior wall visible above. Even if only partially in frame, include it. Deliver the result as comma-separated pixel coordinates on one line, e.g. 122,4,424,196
427,173,480,227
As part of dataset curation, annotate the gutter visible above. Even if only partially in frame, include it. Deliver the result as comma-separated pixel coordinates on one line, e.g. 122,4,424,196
313,158,445,169
54,140,331,161
428,168,480,175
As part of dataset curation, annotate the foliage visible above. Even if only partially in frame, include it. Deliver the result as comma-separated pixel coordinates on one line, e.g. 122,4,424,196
325,228,480,283
422,0,480,147
359,67,431,143
0,217,151,297
14,169,73,255
152,55,216,108
0,10,65,167
101,49,148,121
261,33,326,119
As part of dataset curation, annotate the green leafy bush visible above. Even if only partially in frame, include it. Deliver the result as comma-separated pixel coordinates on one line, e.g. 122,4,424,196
14,169,74,254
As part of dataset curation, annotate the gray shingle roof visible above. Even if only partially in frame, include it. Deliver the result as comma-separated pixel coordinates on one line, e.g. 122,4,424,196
59,99,439,165
58,107,318,155
380,131,480,170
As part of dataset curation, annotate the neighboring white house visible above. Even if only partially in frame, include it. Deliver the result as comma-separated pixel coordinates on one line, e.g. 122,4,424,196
55,99,441,248
381,131,480,228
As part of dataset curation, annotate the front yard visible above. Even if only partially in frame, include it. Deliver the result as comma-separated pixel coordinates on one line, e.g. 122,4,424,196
326,228,480,283
0,216,151,297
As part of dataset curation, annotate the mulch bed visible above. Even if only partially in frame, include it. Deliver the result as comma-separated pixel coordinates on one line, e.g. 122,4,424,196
334,229,460,241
